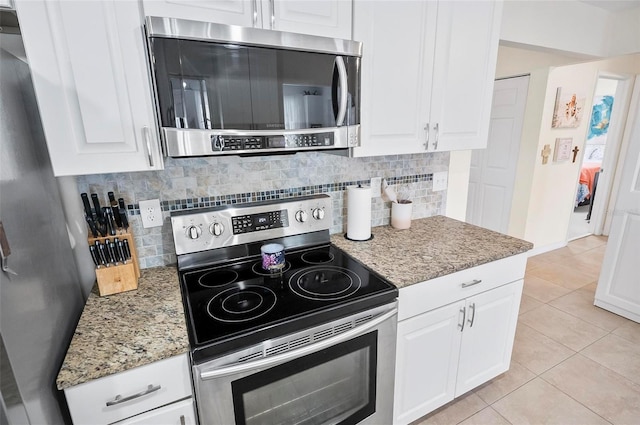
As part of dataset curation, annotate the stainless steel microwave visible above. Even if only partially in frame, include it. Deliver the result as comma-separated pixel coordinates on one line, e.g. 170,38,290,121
145,17,362,157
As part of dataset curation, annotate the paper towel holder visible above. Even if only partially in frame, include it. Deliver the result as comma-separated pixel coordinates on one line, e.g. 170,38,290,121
344,233,374,242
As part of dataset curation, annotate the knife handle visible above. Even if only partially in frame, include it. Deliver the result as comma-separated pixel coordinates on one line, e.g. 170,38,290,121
96,242,108,267
107,241,118,265
118,198,129,231
81,193,93,218
112,206,122,229
104,208,116,236
86,216,99,238
116,239,127,264
123,239,131,260
91,194,103,222
89,245,100,268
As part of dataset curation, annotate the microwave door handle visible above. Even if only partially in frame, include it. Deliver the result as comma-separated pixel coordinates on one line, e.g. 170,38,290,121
334,56,348,126
199,307,397,381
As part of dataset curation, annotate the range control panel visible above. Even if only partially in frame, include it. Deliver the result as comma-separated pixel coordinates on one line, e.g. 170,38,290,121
171,195,332,255
232,210,289,234
211,132,334,152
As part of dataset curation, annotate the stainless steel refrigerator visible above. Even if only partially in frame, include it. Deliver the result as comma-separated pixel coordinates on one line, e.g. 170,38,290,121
1,25,85,425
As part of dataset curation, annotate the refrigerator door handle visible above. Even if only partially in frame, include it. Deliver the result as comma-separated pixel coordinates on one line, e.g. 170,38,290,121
0,221,18,276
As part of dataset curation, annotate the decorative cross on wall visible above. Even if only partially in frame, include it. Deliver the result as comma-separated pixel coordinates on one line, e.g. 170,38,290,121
541,144,551,164
572,146,580,163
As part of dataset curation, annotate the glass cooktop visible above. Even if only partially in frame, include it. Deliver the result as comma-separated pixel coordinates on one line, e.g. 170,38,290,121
179,244,398,362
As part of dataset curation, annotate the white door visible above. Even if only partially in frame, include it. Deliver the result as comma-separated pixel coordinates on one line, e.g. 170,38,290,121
466,76,529,233
455,280,523,396
393,301,463,425
594,76,640,323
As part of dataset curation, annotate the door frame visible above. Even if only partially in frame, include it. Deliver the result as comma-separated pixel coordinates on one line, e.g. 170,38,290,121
569,72,635,240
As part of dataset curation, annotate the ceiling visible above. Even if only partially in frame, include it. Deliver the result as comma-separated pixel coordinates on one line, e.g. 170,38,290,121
579,0,640,12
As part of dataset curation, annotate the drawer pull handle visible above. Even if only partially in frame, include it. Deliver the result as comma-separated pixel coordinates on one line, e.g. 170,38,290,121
461,279,482,288
106,384,161,407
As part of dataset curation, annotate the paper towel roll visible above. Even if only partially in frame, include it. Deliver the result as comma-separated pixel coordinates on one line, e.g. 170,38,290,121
347,185,372,241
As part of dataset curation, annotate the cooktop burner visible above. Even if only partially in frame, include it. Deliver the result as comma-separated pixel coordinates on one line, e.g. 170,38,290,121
207,285,277,323
180,244,397,361
288,266,361,301
300,250,334,264
198,269,239,288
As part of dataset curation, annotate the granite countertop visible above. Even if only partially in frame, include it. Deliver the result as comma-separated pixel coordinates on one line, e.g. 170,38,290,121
331,216,533,288
56,266,189,390
58,216,531,390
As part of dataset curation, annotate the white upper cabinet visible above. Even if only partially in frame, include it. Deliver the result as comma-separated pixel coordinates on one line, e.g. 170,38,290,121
352,1,437,156
429,1,503,151
15,0,164,176
141,0,261,27
142,0,352,39
352,0,503,157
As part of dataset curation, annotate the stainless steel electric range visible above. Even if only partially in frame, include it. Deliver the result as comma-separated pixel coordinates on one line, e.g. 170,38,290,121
171,195,398,425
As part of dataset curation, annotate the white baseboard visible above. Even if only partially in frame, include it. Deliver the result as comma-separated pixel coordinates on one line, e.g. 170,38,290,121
527,241,567,257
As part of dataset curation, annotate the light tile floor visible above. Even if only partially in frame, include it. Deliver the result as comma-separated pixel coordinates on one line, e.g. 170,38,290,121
414,235,640,425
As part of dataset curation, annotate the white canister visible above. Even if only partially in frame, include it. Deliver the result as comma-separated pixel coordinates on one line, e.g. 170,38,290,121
391,200,413,230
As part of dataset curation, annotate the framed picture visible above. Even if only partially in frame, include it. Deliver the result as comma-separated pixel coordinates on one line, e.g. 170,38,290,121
554,137,573,162
551,88,586,128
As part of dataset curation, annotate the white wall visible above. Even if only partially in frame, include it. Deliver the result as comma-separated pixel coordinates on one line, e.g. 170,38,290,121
608,7,640,57
500,0,640,58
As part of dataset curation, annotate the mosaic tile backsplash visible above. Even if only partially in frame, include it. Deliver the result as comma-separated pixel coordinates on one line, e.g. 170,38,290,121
76,151,450,268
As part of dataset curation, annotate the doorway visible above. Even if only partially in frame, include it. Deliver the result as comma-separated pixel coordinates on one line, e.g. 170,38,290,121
567,74,634,241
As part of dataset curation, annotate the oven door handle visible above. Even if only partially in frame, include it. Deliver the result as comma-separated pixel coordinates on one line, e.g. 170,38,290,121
199,307,397,381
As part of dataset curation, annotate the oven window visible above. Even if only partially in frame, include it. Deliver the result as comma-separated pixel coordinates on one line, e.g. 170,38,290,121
231,331,377,425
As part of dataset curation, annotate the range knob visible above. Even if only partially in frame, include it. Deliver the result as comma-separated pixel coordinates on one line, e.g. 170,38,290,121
209,222,224,236
312,208,325,220
186,225,201,240
295,210,308,223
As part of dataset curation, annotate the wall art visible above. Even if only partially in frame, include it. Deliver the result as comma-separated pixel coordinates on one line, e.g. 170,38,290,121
551,88,586,128
554,137,573,162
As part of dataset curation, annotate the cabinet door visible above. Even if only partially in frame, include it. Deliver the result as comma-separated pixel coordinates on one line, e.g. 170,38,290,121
351,0,437,157
393,301,464,425
265,0,352,39
15,0,163,176
115,398,196,425
141,0,262,28
428,0,503,151
455,280,523,396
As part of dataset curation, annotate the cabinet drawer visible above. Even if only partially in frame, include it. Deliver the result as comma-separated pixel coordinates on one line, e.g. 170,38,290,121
398,253,527,321
65,354,192,425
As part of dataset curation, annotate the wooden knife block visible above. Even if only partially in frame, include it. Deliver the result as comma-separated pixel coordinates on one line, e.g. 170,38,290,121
88,232,141,297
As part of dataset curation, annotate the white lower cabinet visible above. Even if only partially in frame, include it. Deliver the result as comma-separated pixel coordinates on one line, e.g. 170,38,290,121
114,398,196,425
393,255,526,425
64,354,193,425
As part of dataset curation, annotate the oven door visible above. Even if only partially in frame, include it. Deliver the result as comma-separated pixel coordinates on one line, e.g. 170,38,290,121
192,303,397,425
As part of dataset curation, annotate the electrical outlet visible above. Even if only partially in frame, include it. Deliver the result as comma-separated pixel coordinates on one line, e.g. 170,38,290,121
139,199,163,228
370,177,382,198
432,171,448,192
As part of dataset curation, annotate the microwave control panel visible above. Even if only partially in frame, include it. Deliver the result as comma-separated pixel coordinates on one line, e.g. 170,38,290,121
211,132,334,152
